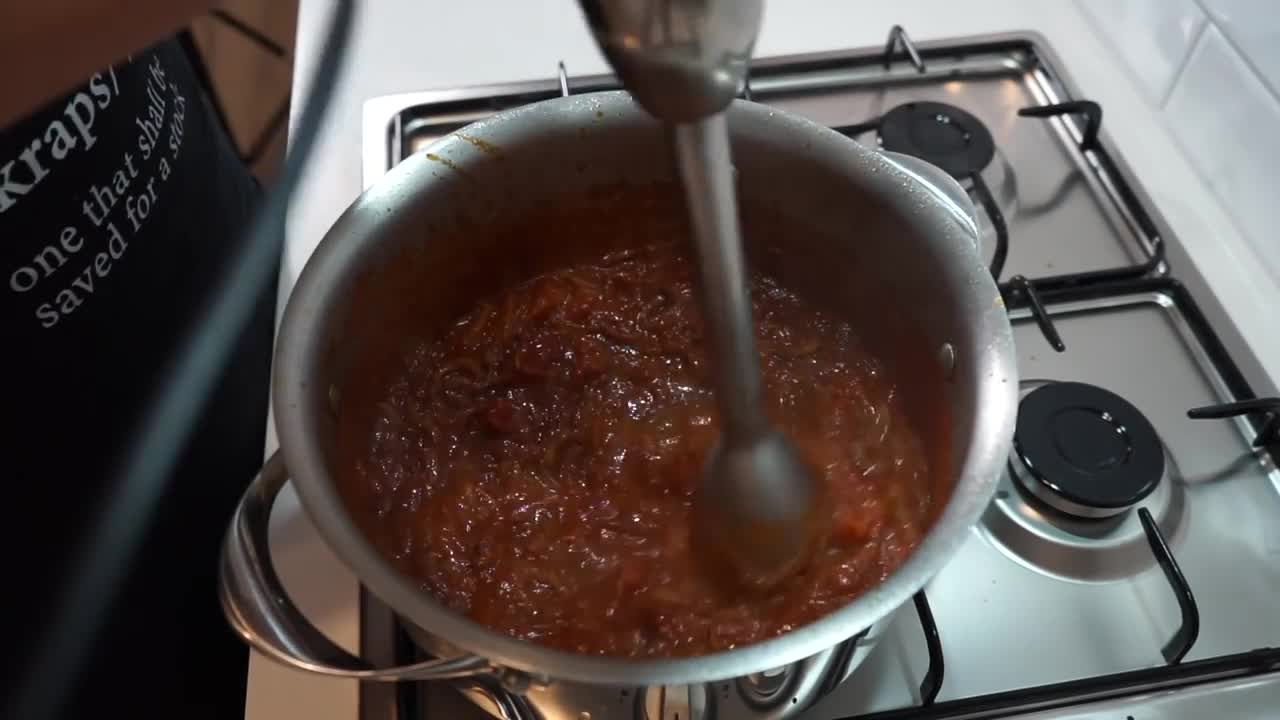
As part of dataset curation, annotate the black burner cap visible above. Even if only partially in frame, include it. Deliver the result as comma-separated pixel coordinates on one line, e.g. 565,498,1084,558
1014,382,1164,515
878,101,995,179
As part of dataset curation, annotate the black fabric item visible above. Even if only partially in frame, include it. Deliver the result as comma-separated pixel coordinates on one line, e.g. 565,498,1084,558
0,38,274,719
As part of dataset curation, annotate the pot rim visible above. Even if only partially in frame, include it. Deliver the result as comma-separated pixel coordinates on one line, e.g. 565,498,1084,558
274,91,1018,686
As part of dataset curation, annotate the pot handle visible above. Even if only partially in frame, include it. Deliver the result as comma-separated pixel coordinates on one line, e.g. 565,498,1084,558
880,151,981,246
218,450,494,682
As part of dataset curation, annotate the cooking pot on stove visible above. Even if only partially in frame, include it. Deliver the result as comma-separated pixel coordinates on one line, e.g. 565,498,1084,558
218,91,1017,719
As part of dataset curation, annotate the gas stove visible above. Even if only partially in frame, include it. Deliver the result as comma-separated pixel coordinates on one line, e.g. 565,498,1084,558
355,29,1280,720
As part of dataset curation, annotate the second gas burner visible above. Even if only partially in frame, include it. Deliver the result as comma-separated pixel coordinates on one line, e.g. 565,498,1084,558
878,101,995,179
980,380,1187,582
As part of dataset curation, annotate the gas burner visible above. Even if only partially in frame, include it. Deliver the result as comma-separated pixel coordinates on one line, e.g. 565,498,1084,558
1013,382,1163,519
979,380,1186,582
878,101,995,180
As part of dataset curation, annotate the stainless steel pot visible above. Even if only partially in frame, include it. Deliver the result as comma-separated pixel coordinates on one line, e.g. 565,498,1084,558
219,91,1017,719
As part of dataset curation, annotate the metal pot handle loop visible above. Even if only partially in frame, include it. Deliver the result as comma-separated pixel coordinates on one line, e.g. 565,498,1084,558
218,449,493,682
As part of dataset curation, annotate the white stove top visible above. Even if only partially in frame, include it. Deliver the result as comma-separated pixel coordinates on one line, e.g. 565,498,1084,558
246,2,1280,719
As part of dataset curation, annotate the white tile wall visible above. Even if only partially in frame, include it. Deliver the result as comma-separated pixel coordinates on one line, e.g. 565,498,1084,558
1165,25,1280,285
1076,0,1207,103
1076,0,1280,284
1199,0,1280,98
